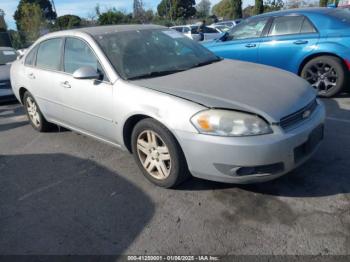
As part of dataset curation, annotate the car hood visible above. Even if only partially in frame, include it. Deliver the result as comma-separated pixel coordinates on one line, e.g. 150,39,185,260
0,64,11,81
132,60,316,123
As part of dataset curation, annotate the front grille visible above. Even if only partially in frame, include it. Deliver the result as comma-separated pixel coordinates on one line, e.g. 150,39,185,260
0,80,11,90
279,99,318,130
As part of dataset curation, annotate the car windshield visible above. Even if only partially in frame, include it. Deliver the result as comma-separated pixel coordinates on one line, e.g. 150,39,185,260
94,28,220,80
0,48,17,65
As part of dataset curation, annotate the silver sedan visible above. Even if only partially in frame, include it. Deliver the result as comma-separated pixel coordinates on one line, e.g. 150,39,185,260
10,25,325,188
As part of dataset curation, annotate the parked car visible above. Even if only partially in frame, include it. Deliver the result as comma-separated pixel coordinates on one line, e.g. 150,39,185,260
203,8,350,97
0,47,17,102
170,25,222,41
211,19,243,29
209,24,231,33
11,25,325,188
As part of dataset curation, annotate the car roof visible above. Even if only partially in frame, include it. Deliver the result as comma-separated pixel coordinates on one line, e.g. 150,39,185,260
75,24,166,35
255,7,334,18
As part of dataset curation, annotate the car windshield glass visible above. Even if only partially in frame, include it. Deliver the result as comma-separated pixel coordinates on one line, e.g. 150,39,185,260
329,9,350,24
0,49,17,65
94,29,220,80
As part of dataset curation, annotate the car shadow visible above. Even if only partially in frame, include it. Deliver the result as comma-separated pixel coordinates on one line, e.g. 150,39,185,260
179,96,350,198
0,153,155,255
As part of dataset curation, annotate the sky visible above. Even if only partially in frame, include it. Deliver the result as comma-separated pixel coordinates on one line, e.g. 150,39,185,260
1,0,244,30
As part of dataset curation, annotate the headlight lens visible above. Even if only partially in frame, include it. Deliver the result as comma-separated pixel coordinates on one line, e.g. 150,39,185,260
191,109,272,136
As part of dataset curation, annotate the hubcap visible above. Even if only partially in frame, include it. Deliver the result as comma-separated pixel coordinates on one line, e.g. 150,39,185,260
304,61,338,95
136,130,171,180
26,97,40,127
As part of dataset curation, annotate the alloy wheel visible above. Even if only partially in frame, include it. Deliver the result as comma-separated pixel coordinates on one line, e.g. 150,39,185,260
136,130,172,180
26,96,40,128
304,61,338,95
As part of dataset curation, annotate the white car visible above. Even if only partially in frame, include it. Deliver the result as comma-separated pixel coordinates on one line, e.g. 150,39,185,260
170,25,222,41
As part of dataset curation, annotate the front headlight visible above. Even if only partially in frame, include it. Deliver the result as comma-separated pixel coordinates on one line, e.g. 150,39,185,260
191,109,272,137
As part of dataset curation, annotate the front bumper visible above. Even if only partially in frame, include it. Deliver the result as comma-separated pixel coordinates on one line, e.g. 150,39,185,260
174,102,326,184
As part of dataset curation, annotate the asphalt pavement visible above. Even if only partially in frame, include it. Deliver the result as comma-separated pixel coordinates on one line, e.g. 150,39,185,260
0,95,349,255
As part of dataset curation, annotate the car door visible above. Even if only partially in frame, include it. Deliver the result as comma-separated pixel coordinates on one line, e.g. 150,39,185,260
59,37,116,141
209,17,270,63
25,38,67,122
258,15,319,73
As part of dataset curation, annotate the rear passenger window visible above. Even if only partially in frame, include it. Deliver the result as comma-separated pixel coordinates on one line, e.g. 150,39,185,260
24,46,38,66
36,38,63,70
269,16,304,36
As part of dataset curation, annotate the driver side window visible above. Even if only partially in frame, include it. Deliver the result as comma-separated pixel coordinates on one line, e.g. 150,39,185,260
229,18,269,40
64,37,107,81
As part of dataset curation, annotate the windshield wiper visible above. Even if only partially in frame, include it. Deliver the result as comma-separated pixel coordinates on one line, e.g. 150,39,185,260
188,57,223,70
127,69,186,80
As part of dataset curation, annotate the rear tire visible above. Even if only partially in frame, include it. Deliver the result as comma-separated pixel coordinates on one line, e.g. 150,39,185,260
301,56,347,97
131,118,190,188
23,91,53,132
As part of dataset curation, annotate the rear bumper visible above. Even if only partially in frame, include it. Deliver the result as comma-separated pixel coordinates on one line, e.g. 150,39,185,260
174,102,326,184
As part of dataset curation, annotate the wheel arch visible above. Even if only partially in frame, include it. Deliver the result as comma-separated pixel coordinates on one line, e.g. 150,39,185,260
298,52,349,75
19,87,28,104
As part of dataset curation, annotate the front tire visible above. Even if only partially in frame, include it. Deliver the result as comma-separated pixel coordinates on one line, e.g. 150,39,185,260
23,91,53,132
301,56,347,97
131,118,190,188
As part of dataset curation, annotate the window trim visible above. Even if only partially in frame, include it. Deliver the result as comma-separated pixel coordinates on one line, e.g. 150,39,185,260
62,36,110,83
267,15,319,37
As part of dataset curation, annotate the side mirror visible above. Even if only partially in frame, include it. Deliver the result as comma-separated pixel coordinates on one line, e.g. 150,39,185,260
73,66,100,80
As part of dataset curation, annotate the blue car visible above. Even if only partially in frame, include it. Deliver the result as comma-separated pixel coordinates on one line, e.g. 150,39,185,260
203,8,350,97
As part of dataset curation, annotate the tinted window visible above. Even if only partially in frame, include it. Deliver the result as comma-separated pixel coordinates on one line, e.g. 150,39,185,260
183,27,190,33
269,16,304,36
300,18,317,33
173,27,183,32
228,18,269,40
191,26,199,34
204,27,218,33
24,46,37,66
36,38,63,70
64,38,106,80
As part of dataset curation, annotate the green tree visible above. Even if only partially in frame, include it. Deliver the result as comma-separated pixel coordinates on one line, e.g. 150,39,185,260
264,0,284,12
98,9,132,25
232,0,242,19
255,0,264,14
212,0,242,19
157,0,196,20
56,15,81,30
14,0,56,31
196,0,211,18
16,3,45,43
212,0,232,18
0,9,7,32
319,0,328,6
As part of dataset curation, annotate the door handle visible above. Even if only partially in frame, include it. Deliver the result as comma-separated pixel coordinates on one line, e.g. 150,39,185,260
60,81,71,89
245,43,256,48
293,40,308,45
27,73,35,79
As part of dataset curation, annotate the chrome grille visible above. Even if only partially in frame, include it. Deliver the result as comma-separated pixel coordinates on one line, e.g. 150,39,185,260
0,80,11,89
280,99,318,130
